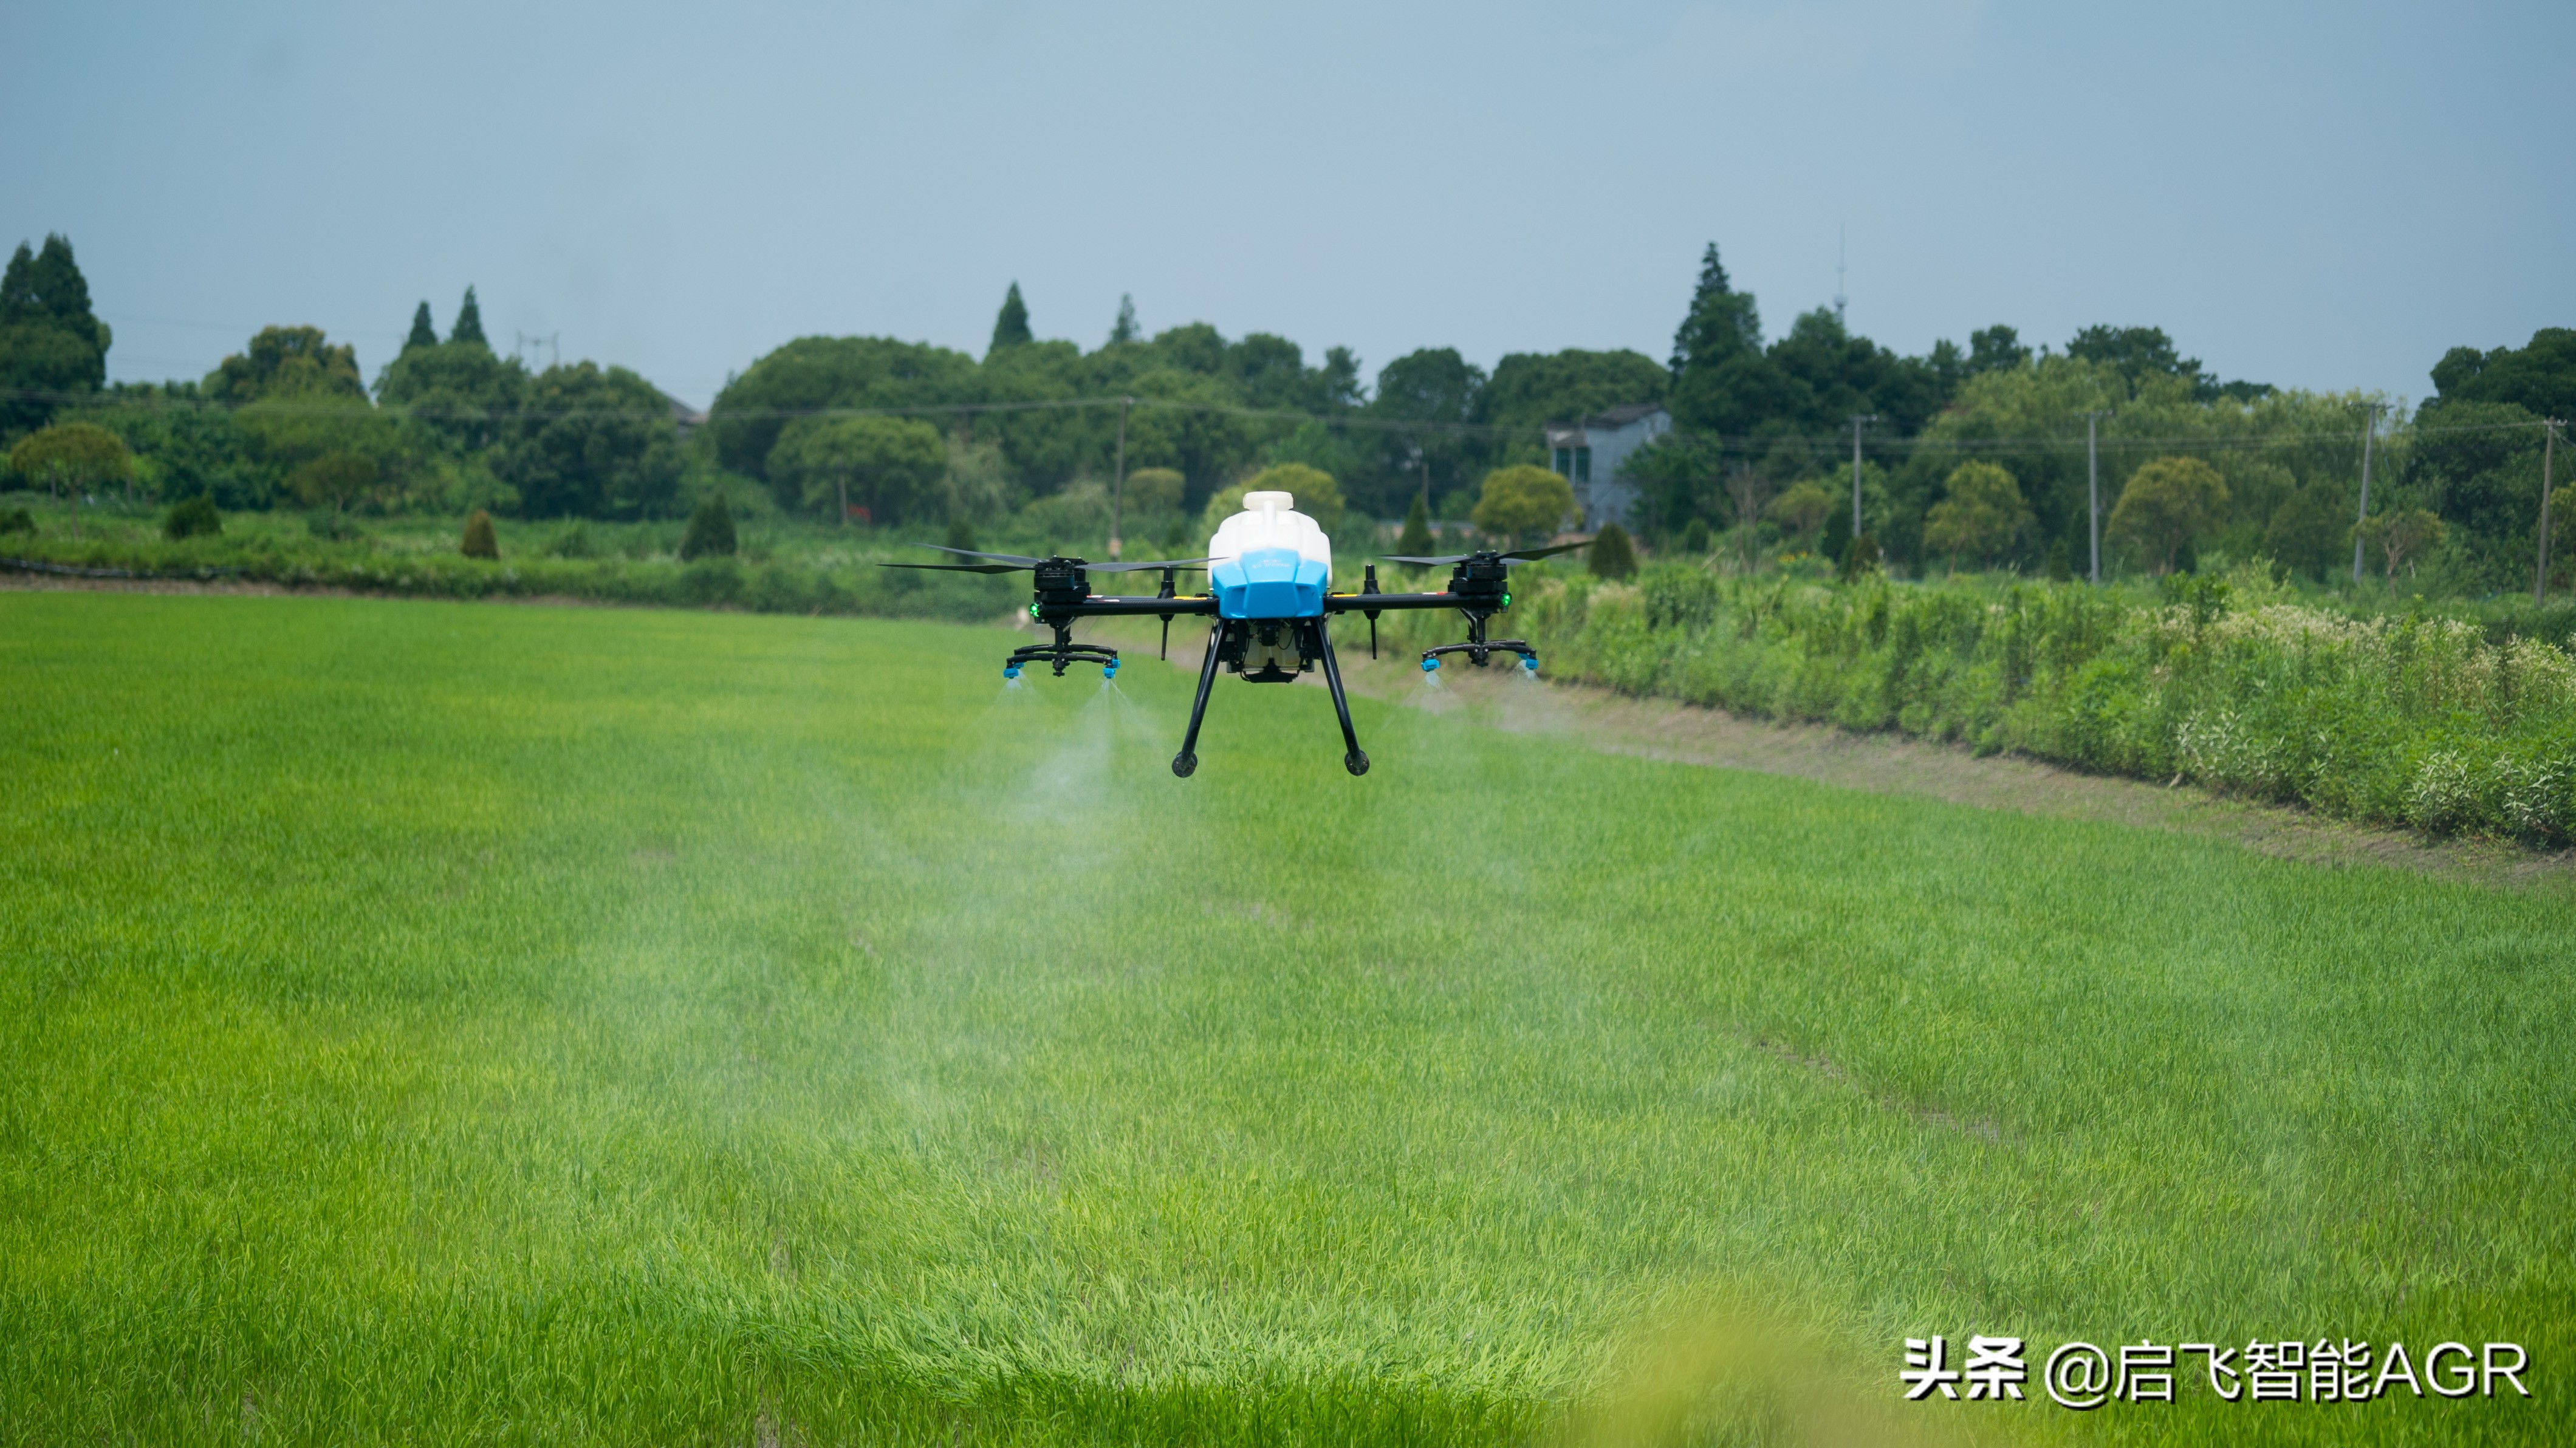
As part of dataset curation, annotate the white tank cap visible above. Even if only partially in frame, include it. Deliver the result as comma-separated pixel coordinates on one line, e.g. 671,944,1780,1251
1241,490,1295,513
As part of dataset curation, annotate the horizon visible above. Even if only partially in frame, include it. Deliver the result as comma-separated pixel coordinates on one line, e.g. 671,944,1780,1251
9,1,2572,412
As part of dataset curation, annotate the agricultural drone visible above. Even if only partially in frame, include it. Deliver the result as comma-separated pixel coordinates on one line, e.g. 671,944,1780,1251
882,490,1587,777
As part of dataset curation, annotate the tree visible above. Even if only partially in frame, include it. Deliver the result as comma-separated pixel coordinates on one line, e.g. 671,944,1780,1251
990,282,1032,356
1200,463,1345,539
404,302,438,352
0,235,110,434
1922,461,2033,572
1589,521,1637,579
679,494,737,559
1108,293,1139,346
461,508,498,558
1397,494,1434,556
1967,326,2030,375
205,326,366,402
375,336,530,452
2428,328,2576,422
707,336,980,483
770,415,945,524
2109,456,2230,574
451,287,488,349
1764,480,1835,547
2262,482,2351,579
2354,508,2444,582
1478,350,1667,431
1122,466,1184,514
9,421,131,501
1670,242,1761,377
1471,465,1575,541
284,451,378,515
495,363,683,519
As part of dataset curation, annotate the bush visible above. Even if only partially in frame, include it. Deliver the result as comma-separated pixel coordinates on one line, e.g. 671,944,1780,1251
308,510,361,542
461,510,499,559
679,495,736,561
164,496,222,540
0,508,34,536
1589,522,1637,579
547,521,597,559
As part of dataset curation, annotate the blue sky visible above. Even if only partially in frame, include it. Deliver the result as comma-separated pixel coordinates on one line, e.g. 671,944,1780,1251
8,1,2570,409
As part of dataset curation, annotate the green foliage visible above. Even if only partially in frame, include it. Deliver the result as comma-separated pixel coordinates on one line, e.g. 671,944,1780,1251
10,421,131,497
0,234,109,434
162,495,221,539
0,507,31,535
769,415,945,524
496,363,682,519
1588,521,1636,579
1470,464,1575,541
942,516,977,556
1923,461,2032,571
404,302,438,353
678,494,736,561
284,451,378,514
989,281,1033,355
1120,466,1184,516
2355,507,2445,581
1404,561,2576,844
1679,516,1709,556
450,286,488,349
2430,327,2576,422
1108,293,1138,346
1199,463,1346,539
375,336,529,453
204,325,366,403
2046,538,2073,582
1397,494,1434,556
707,336,980,482
1761,480,1834,545
461,508,498,558
2109,456,2231,574
1843,531,1882,581
1476,350,1667,434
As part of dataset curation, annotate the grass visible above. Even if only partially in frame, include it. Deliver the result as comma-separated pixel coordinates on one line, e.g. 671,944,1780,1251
1,590,2569,1446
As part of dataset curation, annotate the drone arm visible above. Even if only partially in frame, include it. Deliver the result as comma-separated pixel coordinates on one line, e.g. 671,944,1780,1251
1047,596,1221,619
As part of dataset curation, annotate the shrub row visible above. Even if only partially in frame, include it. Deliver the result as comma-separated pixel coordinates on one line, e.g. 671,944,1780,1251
1385,564,2576,844
1,531,1014,623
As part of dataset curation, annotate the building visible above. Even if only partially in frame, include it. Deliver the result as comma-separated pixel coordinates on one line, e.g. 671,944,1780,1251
1543,402,1670,531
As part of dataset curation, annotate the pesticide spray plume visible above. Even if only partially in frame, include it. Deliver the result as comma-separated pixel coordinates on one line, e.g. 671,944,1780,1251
1558,1291,1992,1448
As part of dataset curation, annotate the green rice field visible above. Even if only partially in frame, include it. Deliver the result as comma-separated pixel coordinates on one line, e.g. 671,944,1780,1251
1,590,2567,1445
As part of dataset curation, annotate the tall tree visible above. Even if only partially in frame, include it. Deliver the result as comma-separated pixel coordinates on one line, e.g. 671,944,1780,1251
494,362,682,519
451,287,488,349
1108,293,1139,346
0,234,109,434
990,282,1033,355
404,302,438,352
1668,242,1761,377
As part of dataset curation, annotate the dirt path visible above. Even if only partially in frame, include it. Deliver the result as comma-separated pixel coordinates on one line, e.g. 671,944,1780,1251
1077,615,2575,892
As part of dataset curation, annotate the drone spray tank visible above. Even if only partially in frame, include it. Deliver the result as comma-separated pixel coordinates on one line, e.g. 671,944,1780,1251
1205,491,1332,682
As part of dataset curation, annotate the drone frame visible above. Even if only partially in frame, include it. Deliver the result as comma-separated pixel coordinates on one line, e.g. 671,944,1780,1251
884,541,1589,777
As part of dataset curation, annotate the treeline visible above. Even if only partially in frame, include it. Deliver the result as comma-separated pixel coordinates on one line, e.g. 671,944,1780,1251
5,229,2571,594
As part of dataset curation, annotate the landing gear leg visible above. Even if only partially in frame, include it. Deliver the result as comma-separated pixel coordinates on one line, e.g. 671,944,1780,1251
1312,619,1369,776
1173,620,1227,778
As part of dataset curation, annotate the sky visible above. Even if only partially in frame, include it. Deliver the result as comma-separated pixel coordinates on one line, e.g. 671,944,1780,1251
8,0,2571,411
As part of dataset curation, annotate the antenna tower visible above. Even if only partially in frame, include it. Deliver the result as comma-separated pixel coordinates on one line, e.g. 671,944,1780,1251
1834,225,1848,325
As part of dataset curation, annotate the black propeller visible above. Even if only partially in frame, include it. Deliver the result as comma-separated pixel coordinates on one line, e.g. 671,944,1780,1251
1379,539,1595,567
879,544,1212,574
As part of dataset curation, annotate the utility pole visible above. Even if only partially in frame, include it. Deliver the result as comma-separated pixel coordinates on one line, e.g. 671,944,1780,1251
2351,401,2383,584
1848,415,1877,540
2540,418,2563,604
2084,411,2108,584
1108,396,1132,560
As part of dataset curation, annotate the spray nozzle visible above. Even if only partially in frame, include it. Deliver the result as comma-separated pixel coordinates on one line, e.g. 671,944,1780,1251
1003,664,1022,680
1420,657,1439,672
